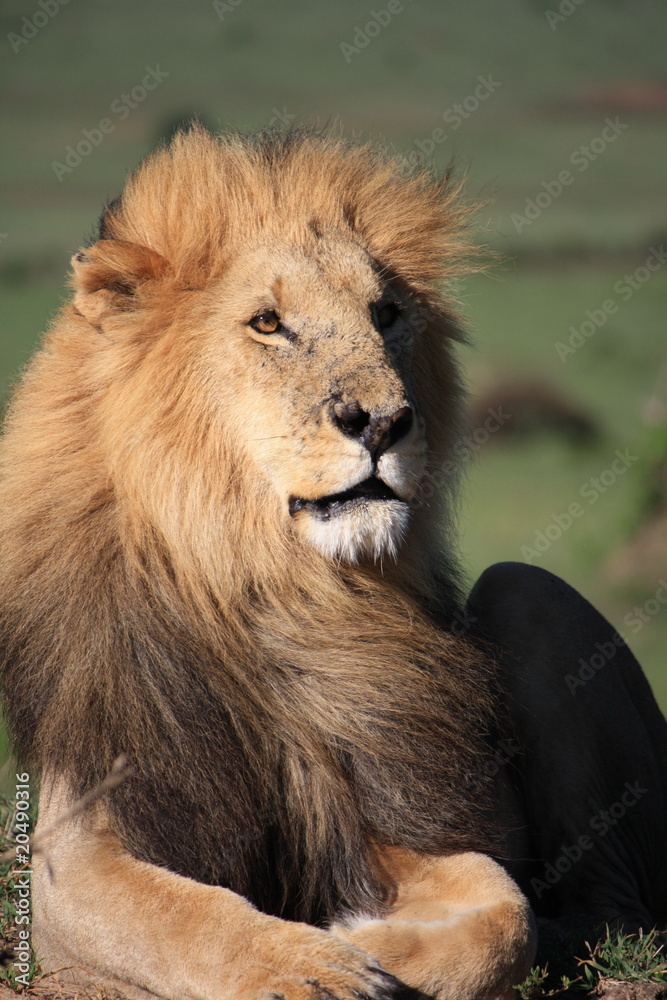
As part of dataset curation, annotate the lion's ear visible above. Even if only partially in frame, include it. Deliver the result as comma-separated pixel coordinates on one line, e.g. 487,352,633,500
71,240,168,325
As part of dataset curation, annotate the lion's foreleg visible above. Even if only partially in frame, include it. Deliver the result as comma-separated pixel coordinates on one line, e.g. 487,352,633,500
332,848,536,1000
31,779,402,1000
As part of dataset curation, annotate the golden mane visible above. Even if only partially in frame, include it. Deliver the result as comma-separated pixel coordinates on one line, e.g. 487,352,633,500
0,127,497,925
99,124,476,290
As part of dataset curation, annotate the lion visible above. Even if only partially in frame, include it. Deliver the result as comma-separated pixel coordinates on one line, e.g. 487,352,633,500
0,126,665,1000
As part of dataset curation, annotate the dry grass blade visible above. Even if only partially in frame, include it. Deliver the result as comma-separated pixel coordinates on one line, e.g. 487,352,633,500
0,756,133,864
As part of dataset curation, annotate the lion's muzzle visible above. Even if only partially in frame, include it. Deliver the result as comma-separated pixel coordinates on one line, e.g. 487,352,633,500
330,399,414,463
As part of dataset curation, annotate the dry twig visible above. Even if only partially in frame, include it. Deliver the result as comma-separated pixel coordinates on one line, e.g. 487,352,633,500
0,756,133,865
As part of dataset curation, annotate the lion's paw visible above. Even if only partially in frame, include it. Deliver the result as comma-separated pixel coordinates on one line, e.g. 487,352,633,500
238,920,419,1000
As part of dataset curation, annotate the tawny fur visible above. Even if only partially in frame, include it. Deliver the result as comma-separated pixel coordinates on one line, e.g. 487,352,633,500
0,127,536,998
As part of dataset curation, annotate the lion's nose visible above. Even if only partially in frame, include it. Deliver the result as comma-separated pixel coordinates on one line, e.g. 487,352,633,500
330,400,413,459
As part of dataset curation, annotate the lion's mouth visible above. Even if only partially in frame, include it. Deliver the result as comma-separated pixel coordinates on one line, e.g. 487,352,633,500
289,476,403,520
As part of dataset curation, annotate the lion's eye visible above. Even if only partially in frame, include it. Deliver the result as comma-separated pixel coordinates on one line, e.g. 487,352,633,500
375,302,400,331
249,310,282,335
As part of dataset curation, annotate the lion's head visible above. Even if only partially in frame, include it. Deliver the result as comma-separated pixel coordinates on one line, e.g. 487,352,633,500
66,126,471,575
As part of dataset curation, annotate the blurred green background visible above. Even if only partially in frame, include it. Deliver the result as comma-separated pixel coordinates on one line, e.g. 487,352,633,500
1,0,666,746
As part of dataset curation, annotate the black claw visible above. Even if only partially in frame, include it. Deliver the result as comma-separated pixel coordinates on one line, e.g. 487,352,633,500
310,987,340,1000
370,971,434,1000
389,988,434,1000
303,969,433,1000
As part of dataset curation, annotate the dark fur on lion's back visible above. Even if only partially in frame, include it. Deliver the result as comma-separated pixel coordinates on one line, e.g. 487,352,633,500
0,127,500,926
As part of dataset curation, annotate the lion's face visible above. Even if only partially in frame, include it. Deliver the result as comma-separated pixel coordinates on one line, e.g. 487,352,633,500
66,131,468,573
203,234,427,562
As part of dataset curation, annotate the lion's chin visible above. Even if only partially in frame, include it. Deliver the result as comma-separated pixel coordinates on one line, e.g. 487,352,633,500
293,499,410,563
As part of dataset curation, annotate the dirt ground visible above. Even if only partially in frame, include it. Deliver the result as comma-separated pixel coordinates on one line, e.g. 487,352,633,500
1,978,666,1000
